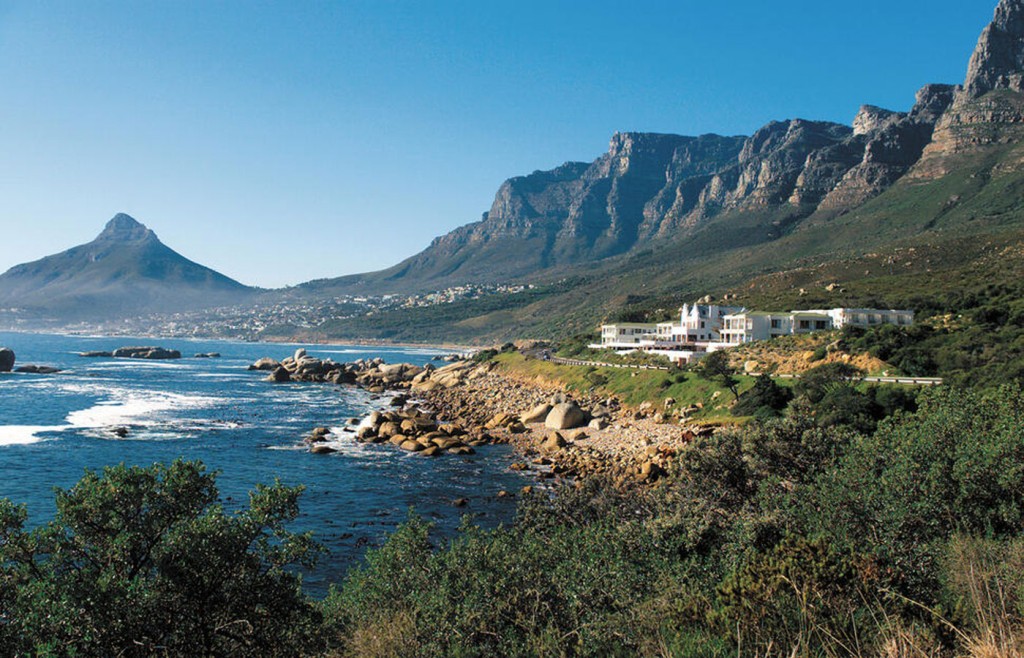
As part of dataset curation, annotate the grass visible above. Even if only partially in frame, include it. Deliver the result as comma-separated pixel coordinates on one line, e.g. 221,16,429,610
492,351,776,422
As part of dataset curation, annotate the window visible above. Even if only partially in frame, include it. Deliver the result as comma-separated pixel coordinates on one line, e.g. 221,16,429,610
771,319,781,328
799,320,810,329
815,320,828,330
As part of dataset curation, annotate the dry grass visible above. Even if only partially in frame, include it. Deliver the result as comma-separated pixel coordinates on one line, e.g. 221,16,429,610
945,537,1024,658
338,610,420,658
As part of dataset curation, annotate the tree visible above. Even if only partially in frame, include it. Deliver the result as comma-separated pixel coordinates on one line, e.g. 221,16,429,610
794,362,863,404
699,350,740,400
0,460,324,657
732,374,793,417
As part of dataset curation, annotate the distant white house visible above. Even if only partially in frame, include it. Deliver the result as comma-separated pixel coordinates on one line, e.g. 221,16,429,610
598,304,742,354
809,308,915,330
716,307,914,347
658,303,744,343
599,323,659,348
718,310,833,346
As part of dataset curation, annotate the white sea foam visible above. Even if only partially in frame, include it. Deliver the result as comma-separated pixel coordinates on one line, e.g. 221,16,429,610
55,388,232,440
0,425,62,445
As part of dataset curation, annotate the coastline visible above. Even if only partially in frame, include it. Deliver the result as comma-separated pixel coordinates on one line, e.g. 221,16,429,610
269,351,697,488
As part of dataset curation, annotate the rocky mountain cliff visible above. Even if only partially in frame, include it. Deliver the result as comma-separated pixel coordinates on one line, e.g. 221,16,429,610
0,214,255,320
303,0,1024,299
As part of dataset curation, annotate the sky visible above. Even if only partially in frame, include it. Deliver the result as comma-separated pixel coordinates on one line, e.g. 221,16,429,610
0,0,1000,288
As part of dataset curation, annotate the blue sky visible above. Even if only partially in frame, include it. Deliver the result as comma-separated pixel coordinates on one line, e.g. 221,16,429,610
0,0,998,288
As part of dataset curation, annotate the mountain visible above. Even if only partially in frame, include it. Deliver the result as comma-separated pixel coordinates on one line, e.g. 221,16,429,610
305,83,959,296
0,214,255,320
283,0,1024,343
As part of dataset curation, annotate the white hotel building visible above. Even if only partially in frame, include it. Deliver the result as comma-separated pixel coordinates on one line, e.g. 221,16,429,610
597,302,914,362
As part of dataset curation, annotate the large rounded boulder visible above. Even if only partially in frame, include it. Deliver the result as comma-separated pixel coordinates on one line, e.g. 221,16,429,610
544,403,587,430
0,348,14,372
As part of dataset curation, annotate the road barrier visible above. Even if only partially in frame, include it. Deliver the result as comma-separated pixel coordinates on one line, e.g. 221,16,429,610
549,356,670,371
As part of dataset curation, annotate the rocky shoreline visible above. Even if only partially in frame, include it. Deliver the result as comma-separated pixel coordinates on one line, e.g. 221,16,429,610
252,350,709,489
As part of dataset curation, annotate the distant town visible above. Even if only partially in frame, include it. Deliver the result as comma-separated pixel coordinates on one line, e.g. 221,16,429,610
0,283,537,340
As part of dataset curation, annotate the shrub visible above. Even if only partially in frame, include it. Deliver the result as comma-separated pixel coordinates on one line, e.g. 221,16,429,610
0,461,323,657
732,374,793,417
810,384,1024,601
715,535,878,656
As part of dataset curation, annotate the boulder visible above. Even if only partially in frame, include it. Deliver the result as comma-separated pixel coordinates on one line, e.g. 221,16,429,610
79,351,114,358
520,403,553,424
377,421,402,439
485,412,517,429
306,427,332,443
310,444,337,454
541,431,568,454
399,440,425,452
266,366,291,383
588,418,608,431
14,365,61,374
249,357,281,371
0,348,15,372
544,403,587,430
112,346,181,360
439,423,464,436
639,461,667,483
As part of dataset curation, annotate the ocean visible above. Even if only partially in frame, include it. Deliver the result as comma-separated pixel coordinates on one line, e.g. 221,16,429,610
0,331,530,594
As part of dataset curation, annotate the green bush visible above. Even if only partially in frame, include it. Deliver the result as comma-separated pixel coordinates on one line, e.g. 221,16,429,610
809,384,1024,601
0,461,323,657
731,374,793,417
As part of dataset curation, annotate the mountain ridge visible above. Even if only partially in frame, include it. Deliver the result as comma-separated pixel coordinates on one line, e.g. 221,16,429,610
0,213,255,320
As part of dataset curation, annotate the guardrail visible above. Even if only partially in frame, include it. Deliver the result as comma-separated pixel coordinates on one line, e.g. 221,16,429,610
549,356,670,371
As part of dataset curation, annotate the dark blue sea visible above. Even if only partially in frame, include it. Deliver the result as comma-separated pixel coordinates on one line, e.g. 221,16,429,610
0,331,530,594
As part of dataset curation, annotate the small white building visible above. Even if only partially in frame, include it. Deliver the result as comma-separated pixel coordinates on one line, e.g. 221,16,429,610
720,310,834,345
599,323,659,348
808,308,915,329
666,303,745,343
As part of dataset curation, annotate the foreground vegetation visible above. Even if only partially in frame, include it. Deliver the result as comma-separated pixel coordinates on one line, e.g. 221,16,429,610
327,384,1024,657
1,382,1022,656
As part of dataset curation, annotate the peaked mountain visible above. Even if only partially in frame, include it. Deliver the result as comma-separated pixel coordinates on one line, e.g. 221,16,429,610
304,2,1024,301
0,214,254,320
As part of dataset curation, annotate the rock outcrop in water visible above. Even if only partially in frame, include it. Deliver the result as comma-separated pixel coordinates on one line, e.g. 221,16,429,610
14,365,61,374
80,347,182,360
0,348,14,372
